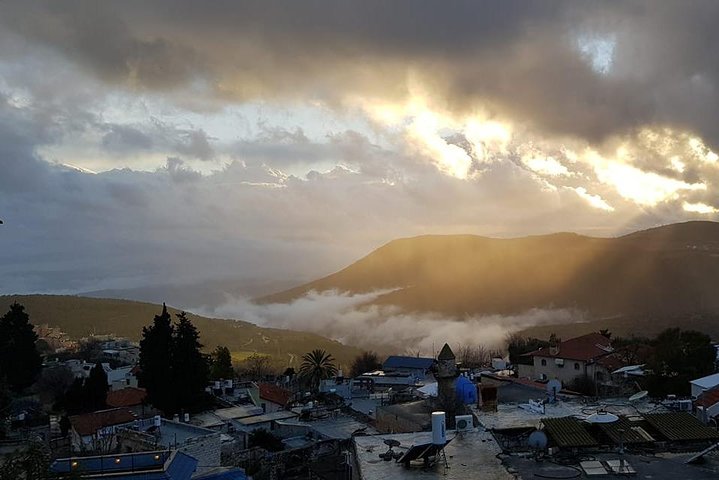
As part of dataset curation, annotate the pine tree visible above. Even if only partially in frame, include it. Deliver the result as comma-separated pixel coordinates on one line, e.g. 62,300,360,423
172,312,209,412
210,346,235,380
139,304,174,413
0,303,42,392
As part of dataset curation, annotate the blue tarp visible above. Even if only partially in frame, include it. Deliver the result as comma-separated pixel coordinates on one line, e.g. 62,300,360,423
455,376,477,404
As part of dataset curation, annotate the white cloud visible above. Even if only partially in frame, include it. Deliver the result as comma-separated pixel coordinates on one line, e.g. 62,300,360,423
683,201,718,214
205,290,582,353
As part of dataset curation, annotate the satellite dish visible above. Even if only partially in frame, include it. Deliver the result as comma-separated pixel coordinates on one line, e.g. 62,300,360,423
585,411,619,424
546,379,562,402
528,430,548,450
628,391,648,403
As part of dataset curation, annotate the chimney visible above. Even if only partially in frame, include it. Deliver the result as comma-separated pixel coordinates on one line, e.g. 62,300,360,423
549,335,560,356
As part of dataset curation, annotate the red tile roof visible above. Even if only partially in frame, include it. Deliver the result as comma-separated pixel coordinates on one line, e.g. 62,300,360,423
525,333,613,362
106,387,147,408
696,386,719,409
258,382,291,406
595,352,626,371
70,408,136,436
482,373,584,396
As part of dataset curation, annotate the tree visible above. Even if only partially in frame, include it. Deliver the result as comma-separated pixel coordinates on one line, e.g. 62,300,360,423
646,328,716,397
598,329,612,339
139,306,209,414
210,346,235,380
241,354,272,381
139,303,174,413
171,312,209,412
35,365,75,407
84,363,109,412
0,303,42,392
350,351,381,377
62,377,87,415
0,376,11,439
59,415,71,437
456,344,497,369
299,349,337,391
0,441,49,480
506,334,549,366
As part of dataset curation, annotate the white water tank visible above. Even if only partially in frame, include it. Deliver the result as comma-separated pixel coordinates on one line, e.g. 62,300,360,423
153,415,161,427
431,411,446,445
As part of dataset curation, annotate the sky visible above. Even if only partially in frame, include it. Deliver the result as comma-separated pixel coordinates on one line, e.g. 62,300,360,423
3,1,719,295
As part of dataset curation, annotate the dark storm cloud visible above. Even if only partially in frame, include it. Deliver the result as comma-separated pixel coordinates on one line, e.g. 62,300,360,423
4,1,719,144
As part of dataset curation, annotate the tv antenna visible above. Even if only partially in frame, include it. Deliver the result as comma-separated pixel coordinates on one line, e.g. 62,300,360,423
546,379,562,403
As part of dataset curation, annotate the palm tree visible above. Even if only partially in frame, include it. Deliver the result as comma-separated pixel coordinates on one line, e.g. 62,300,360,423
299,349,338,392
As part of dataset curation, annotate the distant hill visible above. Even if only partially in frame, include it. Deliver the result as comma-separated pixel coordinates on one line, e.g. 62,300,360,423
81,277,303,311
0,295,362,369
260,221,719,337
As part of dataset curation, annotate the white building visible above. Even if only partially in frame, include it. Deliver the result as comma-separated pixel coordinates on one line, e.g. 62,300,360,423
690,372,719,399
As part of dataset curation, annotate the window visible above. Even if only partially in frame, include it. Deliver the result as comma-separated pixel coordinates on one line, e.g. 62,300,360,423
541,359,547,366
574,363,580,370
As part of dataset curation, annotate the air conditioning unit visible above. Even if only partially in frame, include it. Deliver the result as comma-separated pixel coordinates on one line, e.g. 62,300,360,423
554,358,564,366
455,415,474,432
678,399,693,412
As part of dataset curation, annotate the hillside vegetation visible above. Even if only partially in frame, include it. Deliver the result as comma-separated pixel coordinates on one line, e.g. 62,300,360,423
260,221,719,337
1,295,362,368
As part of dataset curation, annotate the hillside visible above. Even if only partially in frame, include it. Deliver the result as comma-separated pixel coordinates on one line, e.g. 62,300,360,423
0,295,362,368
260,221,719,336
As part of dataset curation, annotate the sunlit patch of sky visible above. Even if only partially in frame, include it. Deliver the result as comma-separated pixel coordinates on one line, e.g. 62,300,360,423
575,33,616,75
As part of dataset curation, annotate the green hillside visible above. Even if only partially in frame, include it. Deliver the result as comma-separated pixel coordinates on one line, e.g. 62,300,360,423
261,221,719,320
1,295,362,369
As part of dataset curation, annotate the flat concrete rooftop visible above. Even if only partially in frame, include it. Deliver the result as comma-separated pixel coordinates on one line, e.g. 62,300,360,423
504,451,719,479
354,429,513,480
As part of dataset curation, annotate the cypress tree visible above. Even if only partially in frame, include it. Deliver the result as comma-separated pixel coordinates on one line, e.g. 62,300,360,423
84,363,109,411
62,378,86,415
172,312,209,412
139,304,174,413
0,303,42,392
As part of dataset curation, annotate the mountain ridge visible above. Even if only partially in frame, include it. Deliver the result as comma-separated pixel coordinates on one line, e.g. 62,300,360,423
258,221,719,325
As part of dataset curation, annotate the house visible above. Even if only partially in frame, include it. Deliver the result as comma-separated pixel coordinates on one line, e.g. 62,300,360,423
691,372,719,399
106,387,156,418
258,382,292,412
50,450,197,480
520,333,617,386
106,365,139,391
381,356,435,380
69,408,137,453
63,360,139,390
695,386,719,425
